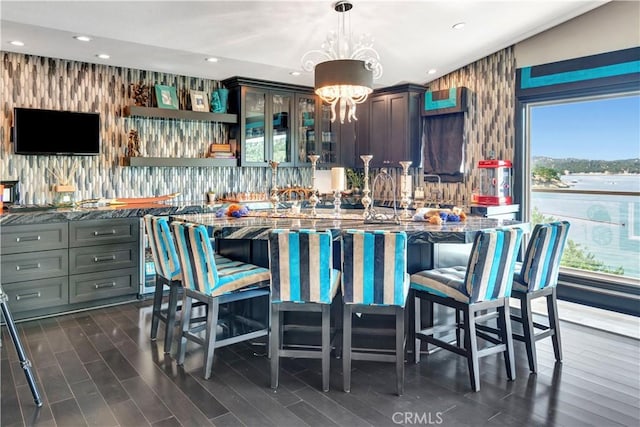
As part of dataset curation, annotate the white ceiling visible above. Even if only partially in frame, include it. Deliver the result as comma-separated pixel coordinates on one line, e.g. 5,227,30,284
1,0,607,88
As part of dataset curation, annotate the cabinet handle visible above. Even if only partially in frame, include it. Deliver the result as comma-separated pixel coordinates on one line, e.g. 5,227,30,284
94,255,117,263
95,282,116,289
94,230,116,236
383,160,391,164
16,263,41,271
16,235,41,243
16,292,41,301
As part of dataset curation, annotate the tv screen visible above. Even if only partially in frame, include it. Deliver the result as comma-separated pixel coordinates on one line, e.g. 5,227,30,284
13,108,100,155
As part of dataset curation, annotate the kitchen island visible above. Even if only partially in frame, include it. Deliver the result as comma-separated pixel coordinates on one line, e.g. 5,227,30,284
171,211,529,273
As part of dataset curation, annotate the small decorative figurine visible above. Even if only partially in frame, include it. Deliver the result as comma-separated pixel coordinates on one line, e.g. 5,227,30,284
126,129,140,157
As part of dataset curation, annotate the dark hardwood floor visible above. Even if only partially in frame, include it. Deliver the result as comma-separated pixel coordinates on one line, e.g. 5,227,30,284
2,299,639,427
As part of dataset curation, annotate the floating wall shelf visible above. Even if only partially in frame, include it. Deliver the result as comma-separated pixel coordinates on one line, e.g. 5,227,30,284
123,106,237,123
127,157,237,168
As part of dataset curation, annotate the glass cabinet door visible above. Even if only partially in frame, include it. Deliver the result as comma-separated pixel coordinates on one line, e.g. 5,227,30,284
319,103,338,164
243,88,267,164
271,92,292,164
296,95,316,165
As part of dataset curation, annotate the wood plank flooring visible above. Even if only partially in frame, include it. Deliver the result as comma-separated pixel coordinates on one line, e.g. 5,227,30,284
2,299,639,427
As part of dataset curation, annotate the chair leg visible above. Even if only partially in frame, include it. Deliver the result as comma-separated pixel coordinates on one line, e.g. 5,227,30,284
321,304,331,392
395,306,405,396
414,294,421,364
150,275,165,341
163,283,179,354
270,305,280,389
177,293,193,366
203,298,219,380
343,304,352,393
455,308,462,347
520,293,538,373
499,302,516,381
547,288,563,362
464,306,480,392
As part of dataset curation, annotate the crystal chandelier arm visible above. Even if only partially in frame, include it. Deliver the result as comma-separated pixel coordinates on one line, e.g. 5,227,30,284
301,49,336,72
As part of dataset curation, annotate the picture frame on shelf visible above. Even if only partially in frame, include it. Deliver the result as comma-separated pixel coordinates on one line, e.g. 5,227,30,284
190,90,209,112
154,84,179,110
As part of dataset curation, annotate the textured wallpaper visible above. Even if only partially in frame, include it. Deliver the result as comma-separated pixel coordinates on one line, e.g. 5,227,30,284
0,52,308,205
0,48,515,207
421,47,516,207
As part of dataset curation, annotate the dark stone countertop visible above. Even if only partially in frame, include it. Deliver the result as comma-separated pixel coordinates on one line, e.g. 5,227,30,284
171,211,529,245
0,200,235,226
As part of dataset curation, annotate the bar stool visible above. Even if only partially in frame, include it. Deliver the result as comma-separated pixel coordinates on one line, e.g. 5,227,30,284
172,221,271,380
268,229,341,392
410,228,523,392
510,221,570,373
144,215,182,353
341,230,410,396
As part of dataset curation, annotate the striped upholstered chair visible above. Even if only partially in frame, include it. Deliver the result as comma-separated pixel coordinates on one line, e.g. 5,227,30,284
144,215,182,353
341,230,410,396
171,221,270,380
510,221,570,373
410,227,523,392
268,229,341,392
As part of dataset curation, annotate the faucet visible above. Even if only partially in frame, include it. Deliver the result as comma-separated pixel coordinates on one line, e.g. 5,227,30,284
423,174,442,207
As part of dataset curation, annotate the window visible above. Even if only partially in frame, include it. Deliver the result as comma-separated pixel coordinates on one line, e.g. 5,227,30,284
526,93,640,282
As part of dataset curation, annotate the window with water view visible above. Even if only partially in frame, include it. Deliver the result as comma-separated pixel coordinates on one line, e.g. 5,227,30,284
529,93,640,282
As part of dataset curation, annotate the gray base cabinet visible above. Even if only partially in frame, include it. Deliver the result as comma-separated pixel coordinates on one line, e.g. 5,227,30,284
0,218,139,320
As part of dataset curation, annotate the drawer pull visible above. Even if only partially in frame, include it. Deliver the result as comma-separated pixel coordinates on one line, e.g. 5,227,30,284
16,235,41,243
16,292,41,301
94,230,117,236
94,255,117,263
16,263,41,271
95,281,117,289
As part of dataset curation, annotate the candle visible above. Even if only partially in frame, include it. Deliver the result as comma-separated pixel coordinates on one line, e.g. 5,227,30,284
331,167,345,191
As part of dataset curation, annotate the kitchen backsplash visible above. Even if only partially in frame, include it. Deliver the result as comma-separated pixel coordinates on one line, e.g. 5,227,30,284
1,48,515,206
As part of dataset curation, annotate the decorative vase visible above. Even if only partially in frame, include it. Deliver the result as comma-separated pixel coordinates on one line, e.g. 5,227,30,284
211,88,229,113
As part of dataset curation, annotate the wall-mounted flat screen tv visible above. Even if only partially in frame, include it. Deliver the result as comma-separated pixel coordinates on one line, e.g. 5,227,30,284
13,107,100,155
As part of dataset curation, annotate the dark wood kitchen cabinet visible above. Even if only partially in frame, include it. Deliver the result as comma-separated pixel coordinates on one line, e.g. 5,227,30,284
361,84,424,168
223,77,315,167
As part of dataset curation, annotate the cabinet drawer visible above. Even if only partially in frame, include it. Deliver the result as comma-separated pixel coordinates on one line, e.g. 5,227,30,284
69,218,139,247
1,223,68,254
69,243,139,275
1,249,68,283
2,277,69,313
69,268,138,303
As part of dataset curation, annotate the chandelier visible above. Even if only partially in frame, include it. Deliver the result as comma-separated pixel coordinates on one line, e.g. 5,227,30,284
302,1,383,123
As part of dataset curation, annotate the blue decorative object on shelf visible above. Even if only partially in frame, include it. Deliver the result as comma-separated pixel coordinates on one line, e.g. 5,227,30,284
211,88,229,113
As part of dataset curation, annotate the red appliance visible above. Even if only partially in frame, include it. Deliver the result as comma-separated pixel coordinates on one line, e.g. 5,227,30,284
472,160,513,205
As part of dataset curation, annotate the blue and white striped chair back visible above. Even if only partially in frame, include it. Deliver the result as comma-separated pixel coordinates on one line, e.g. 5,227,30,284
518,221,570,292
269,229,338,304
465,228,523,304
341,230,410,307
172,221,270,297
143,215,180,280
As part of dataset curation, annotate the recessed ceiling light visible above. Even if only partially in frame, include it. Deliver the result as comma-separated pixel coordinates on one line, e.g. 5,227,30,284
74,35,92,42
96,54,110,59
205,57,219,63
452,22,466,30
290,71,301,76
10,40,25,46
427,69,437,75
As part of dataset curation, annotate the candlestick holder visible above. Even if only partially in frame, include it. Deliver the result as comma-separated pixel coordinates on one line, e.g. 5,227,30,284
308,154,320,217
399,161,412,219
333,189,342,218
360,154,373,218
269,160,279,215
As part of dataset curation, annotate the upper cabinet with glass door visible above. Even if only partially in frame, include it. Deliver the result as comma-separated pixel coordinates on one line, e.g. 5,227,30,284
223,77,314,167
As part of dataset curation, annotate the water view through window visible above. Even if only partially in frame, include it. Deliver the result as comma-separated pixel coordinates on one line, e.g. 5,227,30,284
529,93,640,281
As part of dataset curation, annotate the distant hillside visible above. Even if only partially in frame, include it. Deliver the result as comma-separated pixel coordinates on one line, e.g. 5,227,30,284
532,157,640,174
